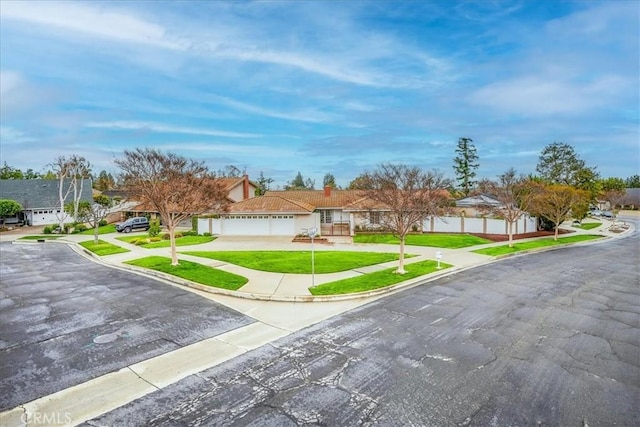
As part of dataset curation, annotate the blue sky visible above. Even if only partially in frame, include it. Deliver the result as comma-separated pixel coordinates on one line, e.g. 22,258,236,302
1,0,638,188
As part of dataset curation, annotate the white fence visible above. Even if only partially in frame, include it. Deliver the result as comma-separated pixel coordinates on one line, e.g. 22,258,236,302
424,215,536,235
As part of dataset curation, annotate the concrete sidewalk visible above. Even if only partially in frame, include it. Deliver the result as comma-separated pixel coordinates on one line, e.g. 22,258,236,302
4,216,632,302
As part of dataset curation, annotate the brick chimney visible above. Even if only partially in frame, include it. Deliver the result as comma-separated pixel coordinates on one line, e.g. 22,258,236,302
324,185,331,197
243,174,250,200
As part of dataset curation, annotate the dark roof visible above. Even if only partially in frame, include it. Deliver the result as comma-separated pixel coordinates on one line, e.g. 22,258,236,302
625,188,640,205
0,179,93,209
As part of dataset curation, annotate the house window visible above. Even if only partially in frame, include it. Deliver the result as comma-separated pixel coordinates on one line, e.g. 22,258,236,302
320,210,332,224
369,211,381,225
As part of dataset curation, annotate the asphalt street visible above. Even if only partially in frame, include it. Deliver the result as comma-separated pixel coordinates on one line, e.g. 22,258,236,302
0,242,254,411
84,226,640,426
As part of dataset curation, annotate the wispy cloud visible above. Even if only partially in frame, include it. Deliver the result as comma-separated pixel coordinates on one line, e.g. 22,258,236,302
0,1,181,49
85,121,260,138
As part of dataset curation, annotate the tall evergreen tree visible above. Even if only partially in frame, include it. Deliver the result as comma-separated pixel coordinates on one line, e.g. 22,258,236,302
453,137,479,196
323,173,337,188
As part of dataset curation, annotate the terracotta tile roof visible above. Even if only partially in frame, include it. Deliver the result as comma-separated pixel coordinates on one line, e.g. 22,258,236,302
264,189,361,208
227,195,315,213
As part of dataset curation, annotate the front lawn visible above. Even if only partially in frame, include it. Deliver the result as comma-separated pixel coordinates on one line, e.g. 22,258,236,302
573,222,601,230
79,224,117,235
353,233,492,248
17,235,62,240
117,235,215,248
472,234,603,257
125,256,247,290
79,239,130,256
183,251,407,274
309,260,452,295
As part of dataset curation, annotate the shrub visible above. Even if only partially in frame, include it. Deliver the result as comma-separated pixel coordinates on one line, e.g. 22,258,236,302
174,232,183,239
149,237,162,242
129,238,140,245
43,226,53,234
135,239,148,246
192,216,198,231
99,219,108,227
74,224,88,233
183,230,198,237
202,232,212,237
148,219,161,237
411,224,419,232
161,233,171,240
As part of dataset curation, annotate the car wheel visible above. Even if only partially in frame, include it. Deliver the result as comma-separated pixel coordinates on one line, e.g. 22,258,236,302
124,227,132,233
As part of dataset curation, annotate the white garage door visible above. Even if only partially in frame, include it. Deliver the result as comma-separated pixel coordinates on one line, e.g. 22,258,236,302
220,215,295,236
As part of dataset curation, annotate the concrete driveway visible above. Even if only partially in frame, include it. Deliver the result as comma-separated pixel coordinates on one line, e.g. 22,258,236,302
0,242,254,411
83,220,640,426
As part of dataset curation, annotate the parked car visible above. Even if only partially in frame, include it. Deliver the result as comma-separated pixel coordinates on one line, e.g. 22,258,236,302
590,209,603,217
601,211,613,218
116,217,150,233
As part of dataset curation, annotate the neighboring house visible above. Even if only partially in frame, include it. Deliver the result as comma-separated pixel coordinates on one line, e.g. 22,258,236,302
0,179,93,226
454,194,503,216
125,175,258,222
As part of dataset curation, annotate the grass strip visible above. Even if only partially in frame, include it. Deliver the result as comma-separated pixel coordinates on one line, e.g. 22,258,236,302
353,233,492,248
472,234,603,257
183,251,407,274
572,222,601,230
17,235,61,240
125,256,248,290
310,260,452,295
117,235,215,248
79,239,130,256
79,224,117,235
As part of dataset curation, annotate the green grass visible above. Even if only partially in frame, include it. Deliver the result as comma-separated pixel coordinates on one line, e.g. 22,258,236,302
309,260,452,295
79,224,117,235
183,251,408,273
353,233,492,248
17,235,62,240
125,256,248,290
573,222,601,230
472,234,604,257
117,235,215,248
79,239,130,256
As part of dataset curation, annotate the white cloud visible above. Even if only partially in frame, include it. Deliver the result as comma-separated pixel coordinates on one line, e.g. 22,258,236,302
0,126,36,144
210,95,336,124
467,75,628,116
0,1,182,49
85,121,260,138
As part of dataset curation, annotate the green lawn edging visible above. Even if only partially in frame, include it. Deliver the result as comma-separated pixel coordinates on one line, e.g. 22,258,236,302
353,233,492,248
309,260,452,295
472,234,604,257
79,239,131,256
125,256,248,290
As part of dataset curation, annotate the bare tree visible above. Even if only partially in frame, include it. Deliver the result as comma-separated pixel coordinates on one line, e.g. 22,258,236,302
359,163,451,274
485,169,540,247
50,156,74,230
115,148,228,265
68,155,92,222
601,189,626,220
530,184,588,240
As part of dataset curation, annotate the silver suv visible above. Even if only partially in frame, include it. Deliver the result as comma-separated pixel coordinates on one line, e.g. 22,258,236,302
116,217,150,233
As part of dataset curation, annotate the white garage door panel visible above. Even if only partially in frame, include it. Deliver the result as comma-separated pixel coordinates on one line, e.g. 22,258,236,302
271,216,295,235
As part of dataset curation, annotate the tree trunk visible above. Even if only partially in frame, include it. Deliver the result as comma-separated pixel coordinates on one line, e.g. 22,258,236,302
169,227,179,266
508,221,514,248
94,224,99,244
397,235,406,274
554,223,559,241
